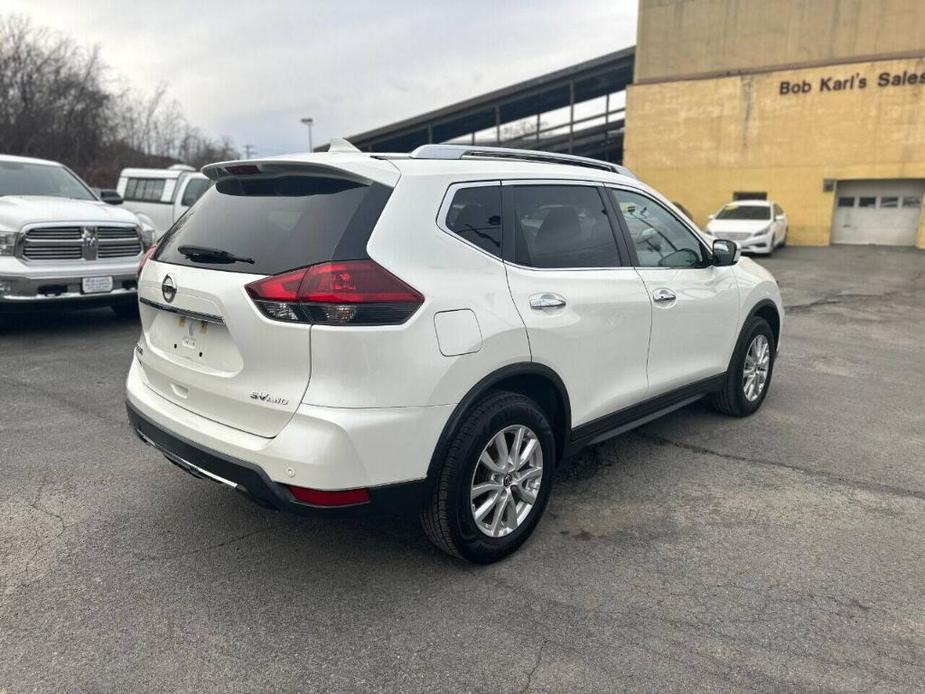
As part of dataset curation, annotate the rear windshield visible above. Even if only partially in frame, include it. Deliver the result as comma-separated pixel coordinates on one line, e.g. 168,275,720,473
715,205,771,221
155,174,392,275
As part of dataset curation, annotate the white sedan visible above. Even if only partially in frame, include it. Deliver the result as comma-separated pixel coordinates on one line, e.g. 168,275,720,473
705,200,788,255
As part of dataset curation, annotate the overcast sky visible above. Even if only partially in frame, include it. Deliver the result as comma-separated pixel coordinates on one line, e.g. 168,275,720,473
5,1,637,157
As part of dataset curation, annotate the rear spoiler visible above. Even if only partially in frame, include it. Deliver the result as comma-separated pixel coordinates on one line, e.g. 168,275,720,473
201,152,399,188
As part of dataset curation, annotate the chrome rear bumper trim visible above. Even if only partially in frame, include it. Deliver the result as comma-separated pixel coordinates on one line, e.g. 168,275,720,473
135,428,239,489
139,297,225,325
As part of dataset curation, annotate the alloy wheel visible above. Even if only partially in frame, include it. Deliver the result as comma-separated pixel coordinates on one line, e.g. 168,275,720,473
743,334,771,402
469,425,543,538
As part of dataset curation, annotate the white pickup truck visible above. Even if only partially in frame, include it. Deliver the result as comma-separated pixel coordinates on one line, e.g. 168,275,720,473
0,154,147,319
116,165,210,240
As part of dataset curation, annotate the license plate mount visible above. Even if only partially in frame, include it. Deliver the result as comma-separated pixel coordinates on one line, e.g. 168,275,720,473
81,276,114,294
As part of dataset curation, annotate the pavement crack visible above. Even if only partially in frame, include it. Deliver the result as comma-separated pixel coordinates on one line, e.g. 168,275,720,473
520,639,548,694
135,525,281,561
638,432,925,502
786,291,896,313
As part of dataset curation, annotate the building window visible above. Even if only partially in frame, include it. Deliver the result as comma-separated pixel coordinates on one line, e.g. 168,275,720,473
733,191,767,201
837,197,855,208
902,196,922,208
879,197,899,208
857,197,877,208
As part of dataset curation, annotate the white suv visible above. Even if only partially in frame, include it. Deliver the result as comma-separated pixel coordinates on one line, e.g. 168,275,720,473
126,143,783,563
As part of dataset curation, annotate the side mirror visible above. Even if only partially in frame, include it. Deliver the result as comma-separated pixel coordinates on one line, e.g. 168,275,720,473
775,214,785,221
712,239,740,266
707,213,715,220
98,189,123,205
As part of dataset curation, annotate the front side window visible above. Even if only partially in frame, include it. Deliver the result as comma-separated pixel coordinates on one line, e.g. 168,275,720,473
508,185,619,269
610,189,709,269
125,178,166,202
444,185,502,257
0,161,95,200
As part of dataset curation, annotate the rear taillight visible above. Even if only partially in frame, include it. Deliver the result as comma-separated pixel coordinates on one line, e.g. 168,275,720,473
138,243,158,276
245,260,424,326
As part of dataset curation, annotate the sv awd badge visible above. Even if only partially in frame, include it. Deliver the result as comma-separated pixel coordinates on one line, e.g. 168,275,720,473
250,391,289,406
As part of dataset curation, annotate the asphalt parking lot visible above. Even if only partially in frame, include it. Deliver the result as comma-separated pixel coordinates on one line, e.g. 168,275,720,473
1,246,923,693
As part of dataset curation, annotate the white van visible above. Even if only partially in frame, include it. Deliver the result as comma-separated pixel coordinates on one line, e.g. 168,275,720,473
116,165,211,239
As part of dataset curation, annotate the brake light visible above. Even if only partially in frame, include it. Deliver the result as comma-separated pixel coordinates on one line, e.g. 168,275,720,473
287,485,370,507
245,260,424,325
138,243,158,276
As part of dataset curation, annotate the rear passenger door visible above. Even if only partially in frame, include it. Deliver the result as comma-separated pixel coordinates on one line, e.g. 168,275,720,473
607,187,740,395
502,181,652,429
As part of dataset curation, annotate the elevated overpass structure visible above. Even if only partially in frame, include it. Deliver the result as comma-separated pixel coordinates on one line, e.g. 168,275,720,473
320,46,635,163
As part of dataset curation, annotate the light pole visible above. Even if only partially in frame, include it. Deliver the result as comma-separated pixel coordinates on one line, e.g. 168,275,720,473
300,117,314,152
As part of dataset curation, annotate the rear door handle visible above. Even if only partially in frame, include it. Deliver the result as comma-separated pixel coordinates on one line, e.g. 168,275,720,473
652,288,676,303
529,293,567,310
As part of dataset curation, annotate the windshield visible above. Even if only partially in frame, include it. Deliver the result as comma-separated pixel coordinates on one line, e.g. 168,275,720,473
0,161,96,200
715,204,771,221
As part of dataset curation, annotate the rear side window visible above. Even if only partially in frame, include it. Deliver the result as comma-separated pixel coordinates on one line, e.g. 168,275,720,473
508,185,619,269
125,178,166,202
180,178,211,207
155,174,392,275
444,185,502,257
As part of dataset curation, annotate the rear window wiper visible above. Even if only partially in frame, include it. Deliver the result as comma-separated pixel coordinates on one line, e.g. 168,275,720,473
177,245,255,264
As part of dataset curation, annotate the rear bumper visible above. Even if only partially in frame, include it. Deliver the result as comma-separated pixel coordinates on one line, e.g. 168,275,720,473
125,356,453,515
127,401,429,517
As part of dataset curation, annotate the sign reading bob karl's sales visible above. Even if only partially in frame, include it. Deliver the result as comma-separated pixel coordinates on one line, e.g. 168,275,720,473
779,68,925,95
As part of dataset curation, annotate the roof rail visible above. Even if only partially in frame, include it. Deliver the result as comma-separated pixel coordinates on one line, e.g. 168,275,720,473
409,144,635,178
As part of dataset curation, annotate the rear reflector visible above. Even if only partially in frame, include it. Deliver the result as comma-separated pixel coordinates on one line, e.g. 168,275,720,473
245,260,423,325
288,485,370,507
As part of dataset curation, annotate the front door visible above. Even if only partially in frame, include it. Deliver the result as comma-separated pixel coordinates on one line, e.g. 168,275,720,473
608,188,740,396
502,182,652,428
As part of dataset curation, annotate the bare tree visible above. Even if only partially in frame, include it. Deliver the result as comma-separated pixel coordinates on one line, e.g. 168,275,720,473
0,14,238,186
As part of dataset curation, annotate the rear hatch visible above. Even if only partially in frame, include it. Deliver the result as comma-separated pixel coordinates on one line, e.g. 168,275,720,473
136,157,398,437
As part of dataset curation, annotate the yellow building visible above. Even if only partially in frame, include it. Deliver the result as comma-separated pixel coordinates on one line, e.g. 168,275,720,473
624,0,925,248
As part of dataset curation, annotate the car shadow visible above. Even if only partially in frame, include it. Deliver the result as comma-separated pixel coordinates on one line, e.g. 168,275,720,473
0,307,138,339
185,400,716,573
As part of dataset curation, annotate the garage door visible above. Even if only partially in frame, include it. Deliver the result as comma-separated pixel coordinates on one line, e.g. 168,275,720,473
832,180,924,246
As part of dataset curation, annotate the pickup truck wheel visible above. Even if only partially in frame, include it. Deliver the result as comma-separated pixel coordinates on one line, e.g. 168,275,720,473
421,391,555,564
111,302,139,319
710,316,775,417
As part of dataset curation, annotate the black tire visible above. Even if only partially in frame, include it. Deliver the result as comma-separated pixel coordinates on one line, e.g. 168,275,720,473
780,228,788,247
710,316,776,417
421,391,556,564
111,301,140,319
